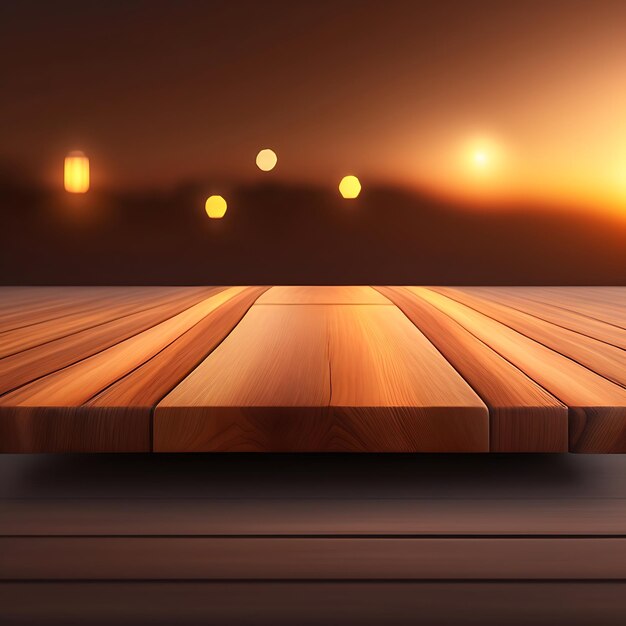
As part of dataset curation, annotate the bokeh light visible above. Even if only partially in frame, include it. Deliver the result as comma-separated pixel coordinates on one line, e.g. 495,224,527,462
339,175,361,199
256,148,278,172
64,151,90,193
474,151,488,167
461,135,506,176
205,195,227,219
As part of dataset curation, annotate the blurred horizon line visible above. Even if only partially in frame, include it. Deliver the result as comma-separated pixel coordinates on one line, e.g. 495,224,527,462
1,158,623,221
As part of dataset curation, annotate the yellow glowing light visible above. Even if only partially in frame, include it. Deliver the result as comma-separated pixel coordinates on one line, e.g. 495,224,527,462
339,175,361,199
456,135,510,192
205,195,227,219
64,151,90,193
256,148,278,172
474,151,488,167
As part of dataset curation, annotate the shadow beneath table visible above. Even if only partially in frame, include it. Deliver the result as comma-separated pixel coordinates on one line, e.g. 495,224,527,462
2,452,624,499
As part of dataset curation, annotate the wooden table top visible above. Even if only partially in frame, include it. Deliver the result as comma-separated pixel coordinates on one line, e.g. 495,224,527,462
0,286,625,453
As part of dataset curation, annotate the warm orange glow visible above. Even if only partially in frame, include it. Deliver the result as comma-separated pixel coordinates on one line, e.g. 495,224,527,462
474,151,488,167
339,175,361,199
256,148,277,172
205,195,227,219
460,136,506,176
64,151,90,193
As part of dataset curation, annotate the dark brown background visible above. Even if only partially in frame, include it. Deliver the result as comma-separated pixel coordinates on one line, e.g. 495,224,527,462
2,0,625,285
2,174,625,285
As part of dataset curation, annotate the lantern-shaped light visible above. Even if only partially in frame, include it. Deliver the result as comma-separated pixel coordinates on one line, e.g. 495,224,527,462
205,195,227,219
64,151,90,193
339,175,361,199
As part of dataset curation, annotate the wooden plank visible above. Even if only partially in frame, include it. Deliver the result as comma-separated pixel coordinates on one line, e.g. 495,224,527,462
377,287,567,452
408,288,626,453
1,286,624,455
0,287,248,406
0,287,212,356
3,537,626,579
154,304,487,452
464,287,626,350
0,287,223,394
541,287,626,308
154,304,331,452
0,287,249,452
3,497,626,536
88,286,268,409
256,285,391,304
0,287,158,333
0,286,66,312
0,287,127,328
326,305,488,451
432,287,626,388
506,287,626,330
3,582,626,626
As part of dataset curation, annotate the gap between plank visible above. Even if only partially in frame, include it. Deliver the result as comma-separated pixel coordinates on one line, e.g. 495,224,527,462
426,287,626,392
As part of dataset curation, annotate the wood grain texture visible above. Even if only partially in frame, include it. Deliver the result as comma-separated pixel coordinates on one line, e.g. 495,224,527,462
4,497,626,536
0,287,128,332
155,303,488,452
463,287,626,349
0,287,223,394
4,582,626,626
1,286,626,454
256,285,391,304
0,287,214,357
154,304,332,452
538,287,626,309
0,287,249,452
410,288,626,453
0,288,136,338
3,449,626,619
377,287,567,452
326,305,488,451
503,287,626,330
87,286,268,409
3,537,626,580
432,287,626,388
0,288,167,348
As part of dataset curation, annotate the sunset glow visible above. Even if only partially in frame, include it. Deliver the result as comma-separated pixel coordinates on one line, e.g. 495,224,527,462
64,152,90,193
474,152,488,167
4,1,626,291
460,136,506,176
2,2,626,216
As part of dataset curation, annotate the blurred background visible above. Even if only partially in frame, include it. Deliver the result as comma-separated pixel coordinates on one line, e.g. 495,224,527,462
1,0,626,285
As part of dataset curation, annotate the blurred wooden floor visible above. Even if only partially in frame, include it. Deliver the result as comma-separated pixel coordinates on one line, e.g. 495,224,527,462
1,453,626,624
1,286,626,453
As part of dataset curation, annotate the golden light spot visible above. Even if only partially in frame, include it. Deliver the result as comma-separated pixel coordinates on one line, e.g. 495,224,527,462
453,134,513,199
256,148,278,172
205,195,227,219
474,151,488,167
64,151,90,193
339,175,361,199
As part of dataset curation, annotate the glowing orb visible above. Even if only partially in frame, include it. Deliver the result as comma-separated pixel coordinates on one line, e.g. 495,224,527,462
474,151,488,167
256,148,278,172
339,175,361,199
64,151,90,193
205,195,227,219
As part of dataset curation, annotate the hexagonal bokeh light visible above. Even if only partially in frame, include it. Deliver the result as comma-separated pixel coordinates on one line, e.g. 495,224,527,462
339,175,361,199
